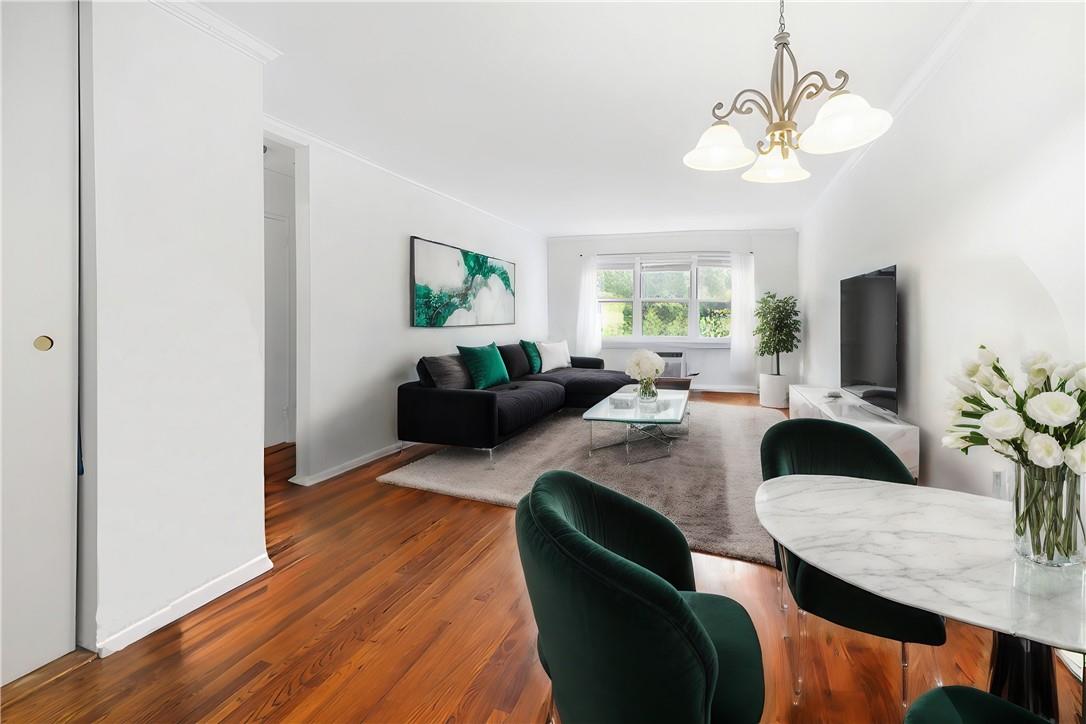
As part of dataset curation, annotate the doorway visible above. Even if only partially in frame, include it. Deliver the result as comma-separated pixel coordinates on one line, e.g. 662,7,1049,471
263,140,296,448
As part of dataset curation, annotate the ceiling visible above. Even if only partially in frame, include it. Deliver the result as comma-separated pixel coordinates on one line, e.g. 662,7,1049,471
218,2,967,237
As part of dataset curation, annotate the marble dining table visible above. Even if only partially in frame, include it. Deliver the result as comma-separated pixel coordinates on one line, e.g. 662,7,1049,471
755,474,1085,722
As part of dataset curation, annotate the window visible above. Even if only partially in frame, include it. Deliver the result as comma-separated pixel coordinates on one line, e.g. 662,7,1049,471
640,262,689,337
596,265,633,337
696,263,732,338
596,255,732,341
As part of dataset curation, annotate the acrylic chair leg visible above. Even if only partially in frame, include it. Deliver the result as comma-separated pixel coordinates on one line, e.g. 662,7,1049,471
931,643,943,688
777,569,788,613
544,687,556,724
788,607,807,705
900,641,910,712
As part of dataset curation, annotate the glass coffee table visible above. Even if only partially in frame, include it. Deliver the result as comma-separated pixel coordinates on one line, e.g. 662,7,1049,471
583,385,690,464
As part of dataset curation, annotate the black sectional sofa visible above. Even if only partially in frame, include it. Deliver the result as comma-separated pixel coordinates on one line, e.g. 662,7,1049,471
398,343,634,449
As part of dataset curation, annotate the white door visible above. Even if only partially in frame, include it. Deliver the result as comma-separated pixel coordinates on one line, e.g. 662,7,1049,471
1,1,80,684
264,216,293,446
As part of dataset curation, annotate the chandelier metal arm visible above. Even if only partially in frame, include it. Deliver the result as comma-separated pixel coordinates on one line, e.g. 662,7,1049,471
785,69,850,121
711,88,773,125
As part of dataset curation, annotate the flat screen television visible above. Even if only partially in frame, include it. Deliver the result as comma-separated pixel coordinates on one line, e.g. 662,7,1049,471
840,266,898,413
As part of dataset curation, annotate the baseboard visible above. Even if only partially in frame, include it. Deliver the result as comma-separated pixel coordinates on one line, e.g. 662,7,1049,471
289,441,416,486
95,553,273,657
692,384,758,394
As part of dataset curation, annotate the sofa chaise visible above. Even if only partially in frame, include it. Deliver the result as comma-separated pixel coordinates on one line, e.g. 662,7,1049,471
397,343,633,450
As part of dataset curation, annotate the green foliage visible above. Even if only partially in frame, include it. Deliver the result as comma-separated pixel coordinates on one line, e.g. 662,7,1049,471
641,270,689,299
643,302,687,336
698,303,731,337
597,269,633,299
697,267,731,301
753,292,801,374
600,302,633,336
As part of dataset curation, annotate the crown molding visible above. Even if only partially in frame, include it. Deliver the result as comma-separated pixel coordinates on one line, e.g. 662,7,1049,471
263,114,538,236
148,0,282,64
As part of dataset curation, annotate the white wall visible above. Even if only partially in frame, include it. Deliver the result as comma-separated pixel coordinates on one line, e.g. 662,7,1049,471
79,2,271,653
548,230,798,390
287,136,549,483
798,2,1085,494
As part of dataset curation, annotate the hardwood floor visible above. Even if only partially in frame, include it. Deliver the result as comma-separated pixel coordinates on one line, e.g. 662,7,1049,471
2,393,1081,723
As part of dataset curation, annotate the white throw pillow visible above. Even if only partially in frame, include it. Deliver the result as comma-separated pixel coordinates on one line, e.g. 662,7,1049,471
537,340,572,373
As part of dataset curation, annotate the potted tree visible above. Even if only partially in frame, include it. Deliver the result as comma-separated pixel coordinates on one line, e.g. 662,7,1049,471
754,292,801,408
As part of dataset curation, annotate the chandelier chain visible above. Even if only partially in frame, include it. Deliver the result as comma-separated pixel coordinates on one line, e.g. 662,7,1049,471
778,0,786,34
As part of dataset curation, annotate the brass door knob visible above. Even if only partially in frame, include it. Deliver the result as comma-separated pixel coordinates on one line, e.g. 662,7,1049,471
33,335,54,351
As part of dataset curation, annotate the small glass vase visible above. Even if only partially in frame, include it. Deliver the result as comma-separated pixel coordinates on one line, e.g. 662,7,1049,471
638,378,658,404
1013,463,1084,567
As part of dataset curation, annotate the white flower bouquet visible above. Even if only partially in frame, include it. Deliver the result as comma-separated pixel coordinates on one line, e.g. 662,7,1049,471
626,349,666,402
943,346,1085,566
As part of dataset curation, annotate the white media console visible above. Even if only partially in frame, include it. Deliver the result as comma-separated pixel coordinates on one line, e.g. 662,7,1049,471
788,385,919,478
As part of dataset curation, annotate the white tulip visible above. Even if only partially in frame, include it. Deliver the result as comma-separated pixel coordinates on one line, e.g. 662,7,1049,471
1021,350,1053,374
1027,433,1064,468
1070,368,1086,392
977,346,997,366
1064,442,1086,475
946,395,968,412
980,409,1025,441
942,433,970,450
1027,366,1050,387
992,378,1013,400
1023,429,1036,444
961,358,981,378
1025,391,1080,427
974,366,998,391
948,374,976,395
1053,362,1079,383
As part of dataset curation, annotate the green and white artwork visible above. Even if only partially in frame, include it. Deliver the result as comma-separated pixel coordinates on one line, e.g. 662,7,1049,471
411,236,516,327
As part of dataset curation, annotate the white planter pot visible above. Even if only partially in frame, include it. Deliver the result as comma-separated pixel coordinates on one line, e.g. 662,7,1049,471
759,373,790,408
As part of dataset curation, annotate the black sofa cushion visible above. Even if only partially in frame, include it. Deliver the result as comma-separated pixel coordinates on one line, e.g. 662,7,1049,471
418,354,472,389
523,368,634,407
498,343,531,380
492,380,565,436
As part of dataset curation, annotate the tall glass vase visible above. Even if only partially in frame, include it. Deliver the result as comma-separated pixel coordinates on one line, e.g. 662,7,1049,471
637,378,658,404
1013,463,1084,567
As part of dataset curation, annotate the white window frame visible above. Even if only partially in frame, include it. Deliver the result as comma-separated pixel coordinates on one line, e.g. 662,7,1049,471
595,262,634,338
598,254,732,348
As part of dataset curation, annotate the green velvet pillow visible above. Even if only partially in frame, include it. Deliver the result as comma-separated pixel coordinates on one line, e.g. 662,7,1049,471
520,340,542,374
457,343,510,389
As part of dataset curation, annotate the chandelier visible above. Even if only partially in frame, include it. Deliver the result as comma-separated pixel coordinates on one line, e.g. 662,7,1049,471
684,0,892,183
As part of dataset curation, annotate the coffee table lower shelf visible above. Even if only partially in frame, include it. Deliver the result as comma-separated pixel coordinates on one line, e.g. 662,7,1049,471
587,419,687,465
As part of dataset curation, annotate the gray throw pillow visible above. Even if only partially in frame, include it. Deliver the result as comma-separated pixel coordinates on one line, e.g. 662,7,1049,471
421,354,472,389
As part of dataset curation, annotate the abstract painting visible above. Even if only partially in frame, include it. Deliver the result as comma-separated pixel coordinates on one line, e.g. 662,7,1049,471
410,236,516,327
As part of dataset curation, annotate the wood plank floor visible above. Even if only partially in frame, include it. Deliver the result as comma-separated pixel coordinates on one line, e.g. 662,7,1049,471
2,393,1081,723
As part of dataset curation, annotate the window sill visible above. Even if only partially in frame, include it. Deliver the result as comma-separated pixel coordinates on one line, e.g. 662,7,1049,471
602,337,732,350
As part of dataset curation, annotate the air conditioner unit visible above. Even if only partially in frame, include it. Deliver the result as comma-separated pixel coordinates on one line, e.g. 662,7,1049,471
655,351,686,378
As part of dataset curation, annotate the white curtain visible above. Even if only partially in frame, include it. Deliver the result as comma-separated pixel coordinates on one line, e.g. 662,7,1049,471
575,254,602,356
730,252,756,383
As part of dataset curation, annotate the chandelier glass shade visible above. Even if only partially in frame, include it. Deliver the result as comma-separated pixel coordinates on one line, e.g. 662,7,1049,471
684,0,892,183
741,144,810,183
682,121,756,171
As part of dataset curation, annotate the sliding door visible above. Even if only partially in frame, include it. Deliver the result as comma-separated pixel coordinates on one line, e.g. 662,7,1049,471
1,0,80,684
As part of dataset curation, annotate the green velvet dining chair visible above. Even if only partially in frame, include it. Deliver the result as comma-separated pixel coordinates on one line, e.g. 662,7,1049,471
905,686,1049,723
760,418,947,710
516,470,765,724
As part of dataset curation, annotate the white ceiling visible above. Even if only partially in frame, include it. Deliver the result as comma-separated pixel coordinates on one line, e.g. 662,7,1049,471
218,2,967,237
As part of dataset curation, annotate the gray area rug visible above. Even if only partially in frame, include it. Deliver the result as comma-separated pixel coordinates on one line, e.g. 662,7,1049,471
378,402,785,565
